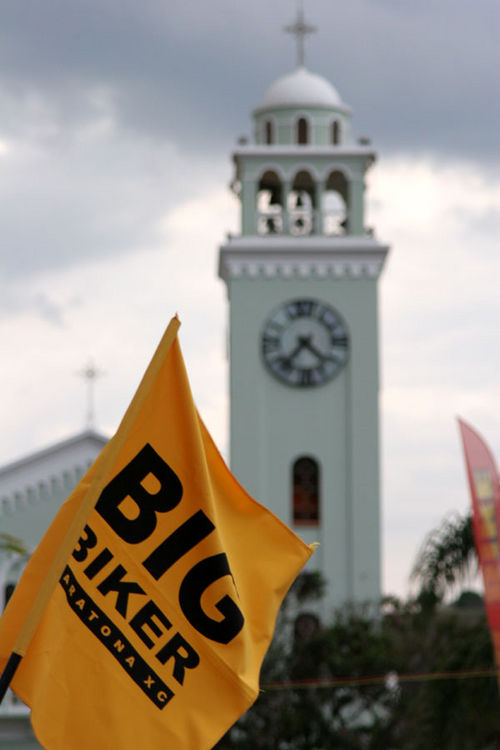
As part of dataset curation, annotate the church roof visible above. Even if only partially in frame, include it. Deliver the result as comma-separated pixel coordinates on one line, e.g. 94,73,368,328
0,429,107,478
0,429,108,551
255,66,345,112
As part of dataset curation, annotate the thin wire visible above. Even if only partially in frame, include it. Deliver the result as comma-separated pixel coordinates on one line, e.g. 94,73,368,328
261,668,499,691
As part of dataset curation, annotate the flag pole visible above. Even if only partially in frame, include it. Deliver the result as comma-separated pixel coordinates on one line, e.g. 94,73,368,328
0,653,22,703
0,316,181,704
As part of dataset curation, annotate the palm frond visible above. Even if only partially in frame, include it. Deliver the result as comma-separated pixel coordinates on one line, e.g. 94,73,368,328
411,512,476,603
0,532,29,556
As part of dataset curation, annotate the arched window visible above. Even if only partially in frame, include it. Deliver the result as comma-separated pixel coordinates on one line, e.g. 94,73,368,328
257,170,283,235
297,117,309,145
288,170,316,235
264,119,274,145
322,169,349,235
332,120,341,145
292,456,320,525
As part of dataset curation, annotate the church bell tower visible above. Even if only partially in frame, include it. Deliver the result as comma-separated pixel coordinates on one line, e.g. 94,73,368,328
218,12,389,615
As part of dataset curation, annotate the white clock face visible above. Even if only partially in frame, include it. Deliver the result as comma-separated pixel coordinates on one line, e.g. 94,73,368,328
261,298,349,388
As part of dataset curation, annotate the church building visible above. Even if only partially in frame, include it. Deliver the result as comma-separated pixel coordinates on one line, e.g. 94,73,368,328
0,430,106,747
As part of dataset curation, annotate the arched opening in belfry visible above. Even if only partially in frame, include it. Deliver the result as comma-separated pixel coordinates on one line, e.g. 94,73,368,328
292,456,320,525
296,116,309,145
257,169,283,235
322,169,349,235
288,169,316,235
264,119,275,145
331,120,341,145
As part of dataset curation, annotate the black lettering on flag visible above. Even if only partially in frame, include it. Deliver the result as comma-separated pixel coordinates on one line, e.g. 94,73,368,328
72,525,98,563
156,632,200,685
96,443,183,544
179,553,244,644
143,510,215,580
97,564,146,617
60,565,174,710
129,600,172,649
84,547,114,580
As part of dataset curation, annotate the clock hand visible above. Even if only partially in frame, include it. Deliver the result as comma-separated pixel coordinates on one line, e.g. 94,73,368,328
300,338,325,361
280,340,306,367
301,337,343,364
275,335,312,370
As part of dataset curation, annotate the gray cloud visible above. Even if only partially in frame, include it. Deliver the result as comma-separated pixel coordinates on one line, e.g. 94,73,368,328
0,83,227,279
0,285,65,325
0,0,497,158
0,0,498,285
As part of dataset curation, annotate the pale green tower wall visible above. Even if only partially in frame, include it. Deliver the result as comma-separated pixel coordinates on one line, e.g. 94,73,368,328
254,106,352,146
226,273,381,611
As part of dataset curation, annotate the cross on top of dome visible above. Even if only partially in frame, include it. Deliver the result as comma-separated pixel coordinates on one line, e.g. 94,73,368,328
284,2,317,68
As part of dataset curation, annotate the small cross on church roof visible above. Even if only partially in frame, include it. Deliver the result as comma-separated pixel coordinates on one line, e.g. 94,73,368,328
77,359,104,430
284,2,317,68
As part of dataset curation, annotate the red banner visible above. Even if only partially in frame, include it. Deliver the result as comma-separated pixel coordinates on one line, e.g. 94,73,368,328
458,419,500,675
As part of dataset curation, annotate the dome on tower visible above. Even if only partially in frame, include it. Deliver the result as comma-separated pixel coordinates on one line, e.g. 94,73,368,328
255,66,345,112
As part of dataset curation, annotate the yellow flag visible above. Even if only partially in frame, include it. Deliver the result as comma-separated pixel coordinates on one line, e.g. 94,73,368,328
0,317,313,749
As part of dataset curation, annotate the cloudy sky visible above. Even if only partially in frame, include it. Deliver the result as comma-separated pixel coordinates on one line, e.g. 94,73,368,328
1,0,499,598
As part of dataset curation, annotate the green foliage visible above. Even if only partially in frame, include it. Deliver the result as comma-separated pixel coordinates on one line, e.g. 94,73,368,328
383,596,500,750
0,532,28,556
215,512,500,750
217,597,397,750
286,569,326,605
216,590,500,749
411,512,476,606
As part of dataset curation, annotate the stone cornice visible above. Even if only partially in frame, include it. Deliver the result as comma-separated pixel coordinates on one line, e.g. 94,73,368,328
0,463,87,518
233,144,376,160
218,235,389,281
